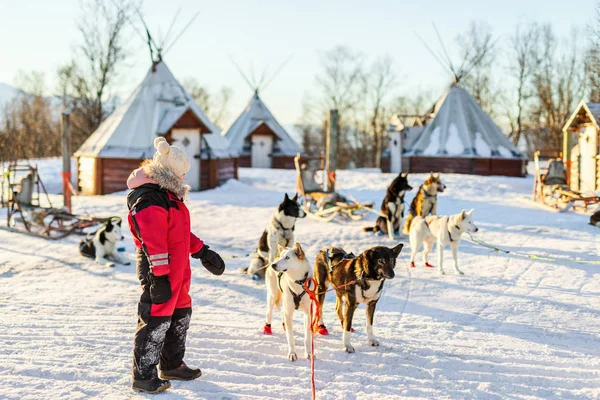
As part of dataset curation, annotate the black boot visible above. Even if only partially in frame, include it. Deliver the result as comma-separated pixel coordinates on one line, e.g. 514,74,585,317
159,362,202,381
132,377,171,394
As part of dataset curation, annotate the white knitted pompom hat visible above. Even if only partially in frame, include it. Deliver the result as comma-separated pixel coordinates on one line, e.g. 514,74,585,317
152,137,190,177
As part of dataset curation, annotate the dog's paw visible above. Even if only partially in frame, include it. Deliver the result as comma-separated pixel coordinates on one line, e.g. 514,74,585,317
456,270,464,275
107,262,115,268
288,352,298,362
369,339,380,347
305,353,314,360
344,344,355,353
123,261,131,266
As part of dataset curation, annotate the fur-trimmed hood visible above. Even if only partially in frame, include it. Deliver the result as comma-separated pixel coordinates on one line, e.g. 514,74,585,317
127,161,190,199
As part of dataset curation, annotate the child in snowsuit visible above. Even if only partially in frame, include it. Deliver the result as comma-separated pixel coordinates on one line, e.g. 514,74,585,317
127,137,225,394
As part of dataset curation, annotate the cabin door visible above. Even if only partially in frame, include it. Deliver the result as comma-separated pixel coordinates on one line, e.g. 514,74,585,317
579,125,598,192
171,129,201,191
251,134,273,168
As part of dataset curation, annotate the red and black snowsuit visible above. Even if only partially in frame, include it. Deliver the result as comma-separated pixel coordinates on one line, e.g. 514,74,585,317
127,168,204,381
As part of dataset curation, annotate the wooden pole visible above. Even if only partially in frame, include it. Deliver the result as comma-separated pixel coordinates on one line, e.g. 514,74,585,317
325,109,339,192
61,110,72,213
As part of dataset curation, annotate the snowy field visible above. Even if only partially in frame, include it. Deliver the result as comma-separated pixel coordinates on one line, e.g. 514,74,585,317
1,162,599,399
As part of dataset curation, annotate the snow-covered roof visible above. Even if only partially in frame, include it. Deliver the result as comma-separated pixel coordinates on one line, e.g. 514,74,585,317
408,87,524,159
223,91,303,156
75,61,236,160
562,100,600,132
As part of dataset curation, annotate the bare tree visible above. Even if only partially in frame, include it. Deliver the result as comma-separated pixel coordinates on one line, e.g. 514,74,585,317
1,71,60,161
586,3,600,102
182,78,233,129
507,22,542,146
366,56,396,167
530,26,585,150
315,46,365,167
456,22,497,114
58,0,136,145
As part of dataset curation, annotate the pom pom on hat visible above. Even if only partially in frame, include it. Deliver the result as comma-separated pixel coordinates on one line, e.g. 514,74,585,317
152,136,191,177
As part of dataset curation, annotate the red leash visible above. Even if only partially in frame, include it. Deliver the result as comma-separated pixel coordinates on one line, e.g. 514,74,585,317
302,277,360,400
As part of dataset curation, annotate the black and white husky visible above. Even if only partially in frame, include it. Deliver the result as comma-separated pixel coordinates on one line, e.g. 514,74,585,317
79,218,131,267
246,193,306,279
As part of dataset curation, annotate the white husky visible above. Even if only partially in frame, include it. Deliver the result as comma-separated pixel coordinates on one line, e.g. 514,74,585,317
409,209,479,275
264,242,313,362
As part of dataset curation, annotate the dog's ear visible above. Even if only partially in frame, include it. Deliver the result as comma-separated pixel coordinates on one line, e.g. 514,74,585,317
391,243,404,257
467,208,474,217
105,220,114,232
433,172,439,178
293,242,305,260
459,209,467,220
400,172,408,178
292,193,298,202
284,193,290,202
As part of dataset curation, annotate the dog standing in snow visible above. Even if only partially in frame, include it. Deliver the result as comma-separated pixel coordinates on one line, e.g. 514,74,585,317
363,172,412,236
246,193,306,279
265,242,313,361
409,209,478,275
314,244,403,353
79,218,130,267
403,172,446,234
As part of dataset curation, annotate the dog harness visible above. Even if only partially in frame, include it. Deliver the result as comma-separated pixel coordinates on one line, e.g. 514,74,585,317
424,216,459,243
278,271,309,310
274,218,295,234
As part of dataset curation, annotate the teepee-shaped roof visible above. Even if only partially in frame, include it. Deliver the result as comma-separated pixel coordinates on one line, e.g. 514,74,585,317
75,61,235,159
408,87,523,159
223,91,302,156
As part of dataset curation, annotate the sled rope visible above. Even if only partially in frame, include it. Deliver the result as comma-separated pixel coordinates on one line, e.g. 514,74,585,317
303,277,319,400
467,233,600,265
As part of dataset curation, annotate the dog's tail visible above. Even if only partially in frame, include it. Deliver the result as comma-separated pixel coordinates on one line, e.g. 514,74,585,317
362,225,380,233
403,213,414,234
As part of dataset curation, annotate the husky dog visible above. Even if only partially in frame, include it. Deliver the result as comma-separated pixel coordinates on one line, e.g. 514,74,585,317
363,173,412,236
264,242,313,361
314,244,403,353
247,193,307,279
409,209,479,275
79,218,130,267
403,172,446,234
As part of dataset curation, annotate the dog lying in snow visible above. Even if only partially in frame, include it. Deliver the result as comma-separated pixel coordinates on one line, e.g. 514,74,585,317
363,172,412,236
79,218,130,267
245,193,306,279
265,242,313,361
409,209,478,275
403,172,446,234
314,244,403,353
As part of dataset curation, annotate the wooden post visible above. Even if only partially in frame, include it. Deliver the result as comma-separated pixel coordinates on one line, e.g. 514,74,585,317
325,109,339,192
61,110,72,213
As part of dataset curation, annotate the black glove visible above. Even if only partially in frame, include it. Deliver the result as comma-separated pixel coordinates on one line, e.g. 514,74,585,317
149,273,171,304
192,245,225,275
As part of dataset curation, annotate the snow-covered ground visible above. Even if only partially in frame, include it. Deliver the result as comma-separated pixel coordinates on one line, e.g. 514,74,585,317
1,163,599,399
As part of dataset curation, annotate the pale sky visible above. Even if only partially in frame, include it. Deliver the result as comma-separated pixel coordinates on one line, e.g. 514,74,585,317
0,0,596,128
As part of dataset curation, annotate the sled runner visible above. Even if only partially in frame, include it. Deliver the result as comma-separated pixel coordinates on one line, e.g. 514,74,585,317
1,161,117,239
294,154,378,222
532,151,600,212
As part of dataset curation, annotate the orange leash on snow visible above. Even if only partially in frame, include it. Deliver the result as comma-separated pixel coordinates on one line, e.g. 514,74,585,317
302,277,361,400
303,278,318,400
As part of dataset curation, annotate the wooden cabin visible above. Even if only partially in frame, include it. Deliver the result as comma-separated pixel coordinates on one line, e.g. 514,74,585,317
563,101,600,192
74,61,238,195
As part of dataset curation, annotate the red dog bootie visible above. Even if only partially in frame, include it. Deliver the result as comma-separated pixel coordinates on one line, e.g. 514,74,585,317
425,263,434,268
410,262,416,268
263,323,272,335
317,324,329,336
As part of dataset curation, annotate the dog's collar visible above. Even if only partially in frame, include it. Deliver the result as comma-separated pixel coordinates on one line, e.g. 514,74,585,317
447,217,461,242
274,218,295,232
422,187,437,199
278,271,309,310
